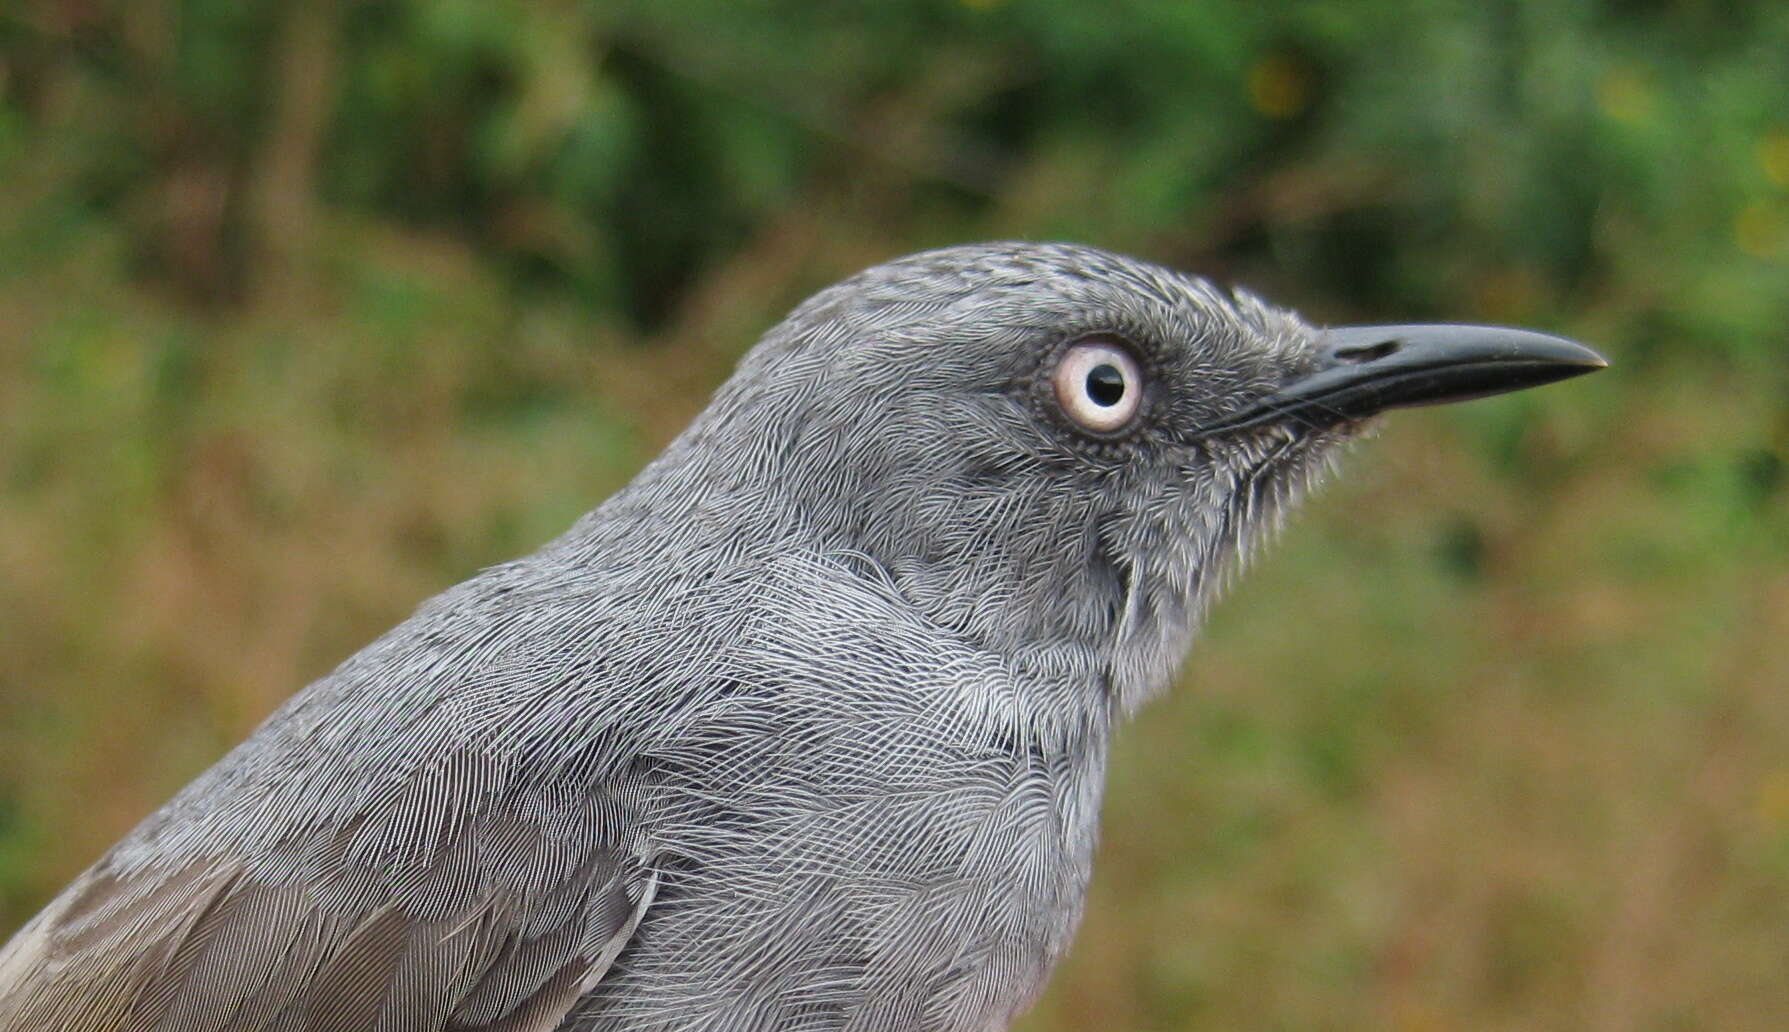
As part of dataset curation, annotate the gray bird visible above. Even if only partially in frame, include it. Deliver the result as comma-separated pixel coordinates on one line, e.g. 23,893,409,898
0,243,1604,1032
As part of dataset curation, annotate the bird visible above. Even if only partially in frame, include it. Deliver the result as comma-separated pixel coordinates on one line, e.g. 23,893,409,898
0,242,1605,1032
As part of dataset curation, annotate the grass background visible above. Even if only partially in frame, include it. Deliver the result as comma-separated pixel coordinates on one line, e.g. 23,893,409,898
2,2,1787,1028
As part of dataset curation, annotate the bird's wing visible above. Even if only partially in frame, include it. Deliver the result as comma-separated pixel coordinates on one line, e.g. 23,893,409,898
0,756,656,1032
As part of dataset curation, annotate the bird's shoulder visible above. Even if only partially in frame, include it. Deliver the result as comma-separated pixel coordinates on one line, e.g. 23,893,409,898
0,765,658,1032
0,559,682,1032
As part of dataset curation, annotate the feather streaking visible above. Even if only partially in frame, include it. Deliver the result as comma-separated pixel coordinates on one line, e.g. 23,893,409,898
4,243,1403,1032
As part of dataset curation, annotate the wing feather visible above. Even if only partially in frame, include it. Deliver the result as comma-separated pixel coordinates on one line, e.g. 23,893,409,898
0,769,653,1032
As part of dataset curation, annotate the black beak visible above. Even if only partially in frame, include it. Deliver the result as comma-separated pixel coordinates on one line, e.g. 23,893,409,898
1209,323,1608,432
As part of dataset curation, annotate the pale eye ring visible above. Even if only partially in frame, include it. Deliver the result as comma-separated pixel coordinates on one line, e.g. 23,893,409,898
1053,339,1144,433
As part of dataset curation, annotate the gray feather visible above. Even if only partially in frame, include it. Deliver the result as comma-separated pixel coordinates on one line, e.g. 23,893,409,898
0,243,1584,1031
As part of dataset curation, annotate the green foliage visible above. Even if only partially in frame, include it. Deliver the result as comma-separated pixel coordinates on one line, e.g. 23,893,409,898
2,1,1788,1028
8,1,1787,336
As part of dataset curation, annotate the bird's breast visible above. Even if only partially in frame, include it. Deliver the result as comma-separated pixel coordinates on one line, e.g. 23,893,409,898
569,553,1115,1031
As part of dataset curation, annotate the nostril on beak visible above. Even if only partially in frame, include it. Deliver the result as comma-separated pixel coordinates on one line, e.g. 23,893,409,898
1331,339,1401,364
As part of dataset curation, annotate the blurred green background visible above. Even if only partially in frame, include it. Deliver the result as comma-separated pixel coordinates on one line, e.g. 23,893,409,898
2,1,1787,1028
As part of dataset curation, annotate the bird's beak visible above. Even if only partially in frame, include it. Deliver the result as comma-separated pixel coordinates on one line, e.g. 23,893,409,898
1208,323,1608,432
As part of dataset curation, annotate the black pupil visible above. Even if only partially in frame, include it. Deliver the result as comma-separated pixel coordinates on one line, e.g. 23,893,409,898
1085,364,1126,407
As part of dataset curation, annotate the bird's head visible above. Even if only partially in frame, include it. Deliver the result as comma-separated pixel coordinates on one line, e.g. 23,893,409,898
643,243,1604,710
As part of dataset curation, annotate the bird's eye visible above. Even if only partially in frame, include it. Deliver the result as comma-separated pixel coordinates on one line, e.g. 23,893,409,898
1053,339,1144,433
